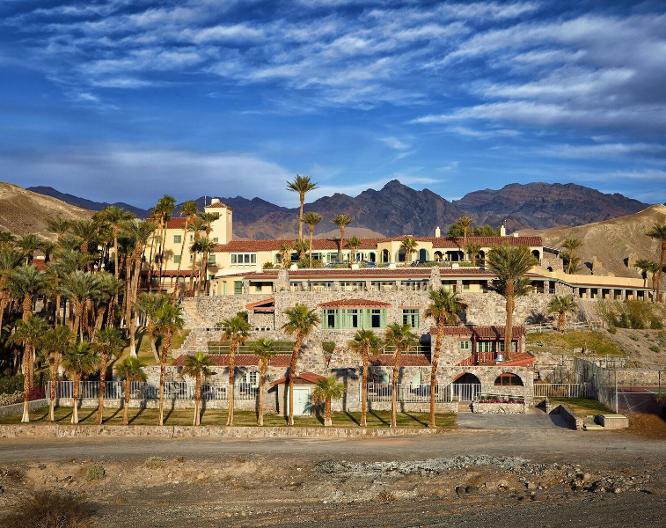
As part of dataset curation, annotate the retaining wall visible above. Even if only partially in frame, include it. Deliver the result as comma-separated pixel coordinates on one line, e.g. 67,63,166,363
0,399,47,418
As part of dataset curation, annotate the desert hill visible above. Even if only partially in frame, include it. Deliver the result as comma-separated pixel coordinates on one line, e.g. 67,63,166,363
518,205,666,278
0,182,91,239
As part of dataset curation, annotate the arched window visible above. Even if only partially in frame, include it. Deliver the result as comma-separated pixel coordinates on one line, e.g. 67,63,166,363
494,373,524,386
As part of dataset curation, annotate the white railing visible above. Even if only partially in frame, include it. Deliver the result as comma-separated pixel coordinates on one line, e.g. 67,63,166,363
48,381,258,402
366,383,480,403
526,321,592,333
533,383,594,399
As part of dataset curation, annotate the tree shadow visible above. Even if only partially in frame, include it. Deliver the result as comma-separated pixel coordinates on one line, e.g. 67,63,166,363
104,407,122,424
369,409,389,426
402,411,427,427
128,407,146,425
344,411,360,426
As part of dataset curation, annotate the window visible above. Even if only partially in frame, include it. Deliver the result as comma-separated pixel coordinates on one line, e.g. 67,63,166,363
477,341,494,353
498,341,517,353
173,234,182,244
459,340,470,351
370,309,382,328
322,308,386,329
233,281,243,295
323,309,336,329
231,253,257,265
173,255,181,264
189,235,194,242
402,309,419,328
494,373,523,386
207,254,216,265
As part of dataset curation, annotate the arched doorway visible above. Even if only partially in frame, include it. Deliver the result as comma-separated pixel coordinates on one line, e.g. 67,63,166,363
381,249,390,264
531,250,541,264
494,373,524,386
368,252,376,263
453,372,481,401
418,248,428,262
434,251,443,262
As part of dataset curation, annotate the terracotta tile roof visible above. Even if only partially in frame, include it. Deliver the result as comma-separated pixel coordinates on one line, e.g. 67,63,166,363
161,269,198,277
174,353,291,368
206,202,229,209
423,236,542,248
432,325,526,339
370,353,430,367
165,217,189,229
319,298,391,308
245,297,275,312
215,238,384,252
270,371,326,387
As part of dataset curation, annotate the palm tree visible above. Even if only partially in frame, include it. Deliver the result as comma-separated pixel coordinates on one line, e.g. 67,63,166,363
216,314,251,426
425,288,462,428
293,239,310,264
182,352,214,426
458,215,473,246
92,327,125,425
400,236,418,266
114,357,146,425
303,212,322,267
312,376,345,427
0,245,23,333
8,264,45,321
191,237,217,295
136,292,170,362
278,242,293,269
60,271,98,341
646,224,666,301
62,342,98,425
383,323,418,428
8,317,49,422
562,238,582,274
16,234,45,264
287,175,318,241
96,206,134,279
547,295,577,332
346,236,361,264
187,215,207,293
634,259,656,288
46,216,71,241
333,214,352,263
154,302,184,426
41,325,72,422
175,201,198,288
348,329,380,427
251,338,279,426
70,219,99,256
152,195,177,291
487,245,536,361
465,242,481,266
91,272,122,336
282,304,320,425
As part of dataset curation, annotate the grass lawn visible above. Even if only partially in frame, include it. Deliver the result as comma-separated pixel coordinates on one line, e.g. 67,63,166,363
551,398,612,417
0,406,456,428
526,330,624,357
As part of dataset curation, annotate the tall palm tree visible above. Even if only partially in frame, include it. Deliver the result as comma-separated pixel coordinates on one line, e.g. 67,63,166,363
547,295,577,332
383,323,418,428
91,272,122,336
465,242,481,266
92,327,125,425
293,239,310,264
303,212,322,267
400,236,418,266
562,238,582,274
216,314,251,426
9,264,45,321
646,224,666,301
114,357,146,425
174,201,198,288
0,246,23,333
312,376,345,427
278,242,293,269
346,236,361,264
487,245,536,361
187,215,207,293
634,259,656,288
152,195,177,291
62,341,98,425
348,329,380,427
96,206,134,279
16,234,45,264
182,352,214,426
287,175,318,241
333,214,352,263
154,302,184,426
60,271,98,341
282,304,320,425
70,219,100,257
458,215,473,246
41,325,72,422
8,317,49,422
425,288,462,428
191,237,217,295
46,216,71,242
251,338,279,426
136,292,170,362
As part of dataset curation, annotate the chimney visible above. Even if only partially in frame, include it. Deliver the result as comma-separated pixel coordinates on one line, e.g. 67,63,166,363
500,223,506,237
435,226,441,238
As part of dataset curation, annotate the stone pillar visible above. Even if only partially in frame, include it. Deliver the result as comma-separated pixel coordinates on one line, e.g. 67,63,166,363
276,269,289,291
242,279,250,294
456,279,463,293
430,266,442,289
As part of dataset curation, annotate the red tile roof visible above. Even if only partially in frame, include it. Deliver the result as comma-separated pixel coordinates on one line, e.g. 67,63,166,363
270,371,326,387
245,297,275,312
432,325,526,339
421,236,542,248
206,202,229,209
456,352,535,367
370,353,430,367
165,217,189,229
319,298,391,308
173,353,291,368
161,269,199,277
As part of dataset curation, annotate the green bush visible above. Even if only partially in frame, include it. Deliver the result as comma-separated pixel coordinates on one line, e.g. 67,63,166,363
144,456,166,469
2,491,93,528
86,465,106,481
0,376,23,395
649,345,660,353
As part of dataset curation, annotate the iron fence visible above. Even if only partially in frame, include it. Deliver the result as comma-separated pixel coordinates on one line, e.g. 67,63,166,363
366,383,480,403
533,383,594,399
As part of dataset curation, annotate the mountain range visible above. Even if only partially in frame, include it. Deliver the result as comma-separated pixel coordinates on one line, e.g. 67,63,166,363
27,181,649,239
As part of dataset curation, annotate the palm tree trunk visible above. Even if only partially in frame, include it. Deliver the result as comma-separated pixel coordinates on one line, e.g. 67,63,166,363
361,356,368,427
298,196,304,241
97,356,107,425
429,320,444,429
656,242,665,302
324,398,332,426
558,312,566,332
22,293,32,321
309,226,314,268
158,357,166,426
123,378,130,425
21,346,32,423
391,358,399,428
287,336,303,426
71,375,80,425
258,362,266,426
0,296,7,335
288,377,295,426
194,374,201,426
226,344,236,426
504,288,514,361
49,366,58,422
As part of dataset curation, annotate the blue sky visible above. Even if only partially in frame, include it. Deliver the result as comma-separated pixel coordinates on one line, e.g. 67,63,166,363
1,0,665,208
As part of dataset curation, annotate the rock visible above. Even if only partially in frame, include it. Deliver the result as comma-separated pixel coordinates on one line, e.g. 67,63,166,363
196,472,206,480
525,481,537,491
465,485,479,495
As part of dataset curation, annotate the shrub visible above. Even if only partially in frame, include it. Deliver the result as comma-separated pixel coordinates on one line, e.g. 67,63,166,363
2,491,93,528
0,375,24,395
649,345,660,353
650,318,663,329
144,456,166,469
86,465,106,481
607,326,617,334
262,262,274,269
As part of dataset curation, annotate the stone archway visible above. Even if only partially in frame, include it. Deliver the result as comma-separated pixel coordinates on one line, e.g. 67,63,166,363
434,251,443,262
453,372,481,401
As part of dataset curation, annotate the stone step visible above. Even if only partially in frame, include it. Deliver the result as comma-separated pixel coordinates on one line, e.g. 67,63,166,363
583,423,605,431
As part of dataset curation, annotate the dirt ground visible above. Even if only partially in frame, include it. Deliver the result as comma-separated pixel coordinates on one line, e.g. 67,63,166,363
1,420,666,527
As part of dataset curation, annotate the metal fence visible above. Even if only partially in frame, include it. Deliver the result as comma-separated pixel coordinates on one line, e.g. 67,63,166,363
366,383,480,403
48,381,258,402
533,383,594,399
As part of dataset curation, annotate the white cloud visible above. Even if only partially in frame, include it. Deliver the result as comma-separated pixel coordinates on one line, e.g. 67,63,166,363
378,136,411,151
544,143,666,159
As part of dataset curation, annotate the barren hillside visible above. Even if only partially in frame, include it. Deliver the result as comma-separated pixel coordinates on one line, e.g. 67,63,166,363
518,205,666,278
0,182,91,239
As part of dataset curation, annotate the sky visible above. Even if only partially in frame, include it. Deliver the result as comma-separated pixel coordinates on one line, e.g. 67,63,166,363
1,0,665,208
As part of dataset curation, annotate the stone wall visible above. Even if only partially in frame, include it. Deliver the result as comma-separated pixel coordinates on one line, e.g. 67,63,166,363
0,399,47,418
